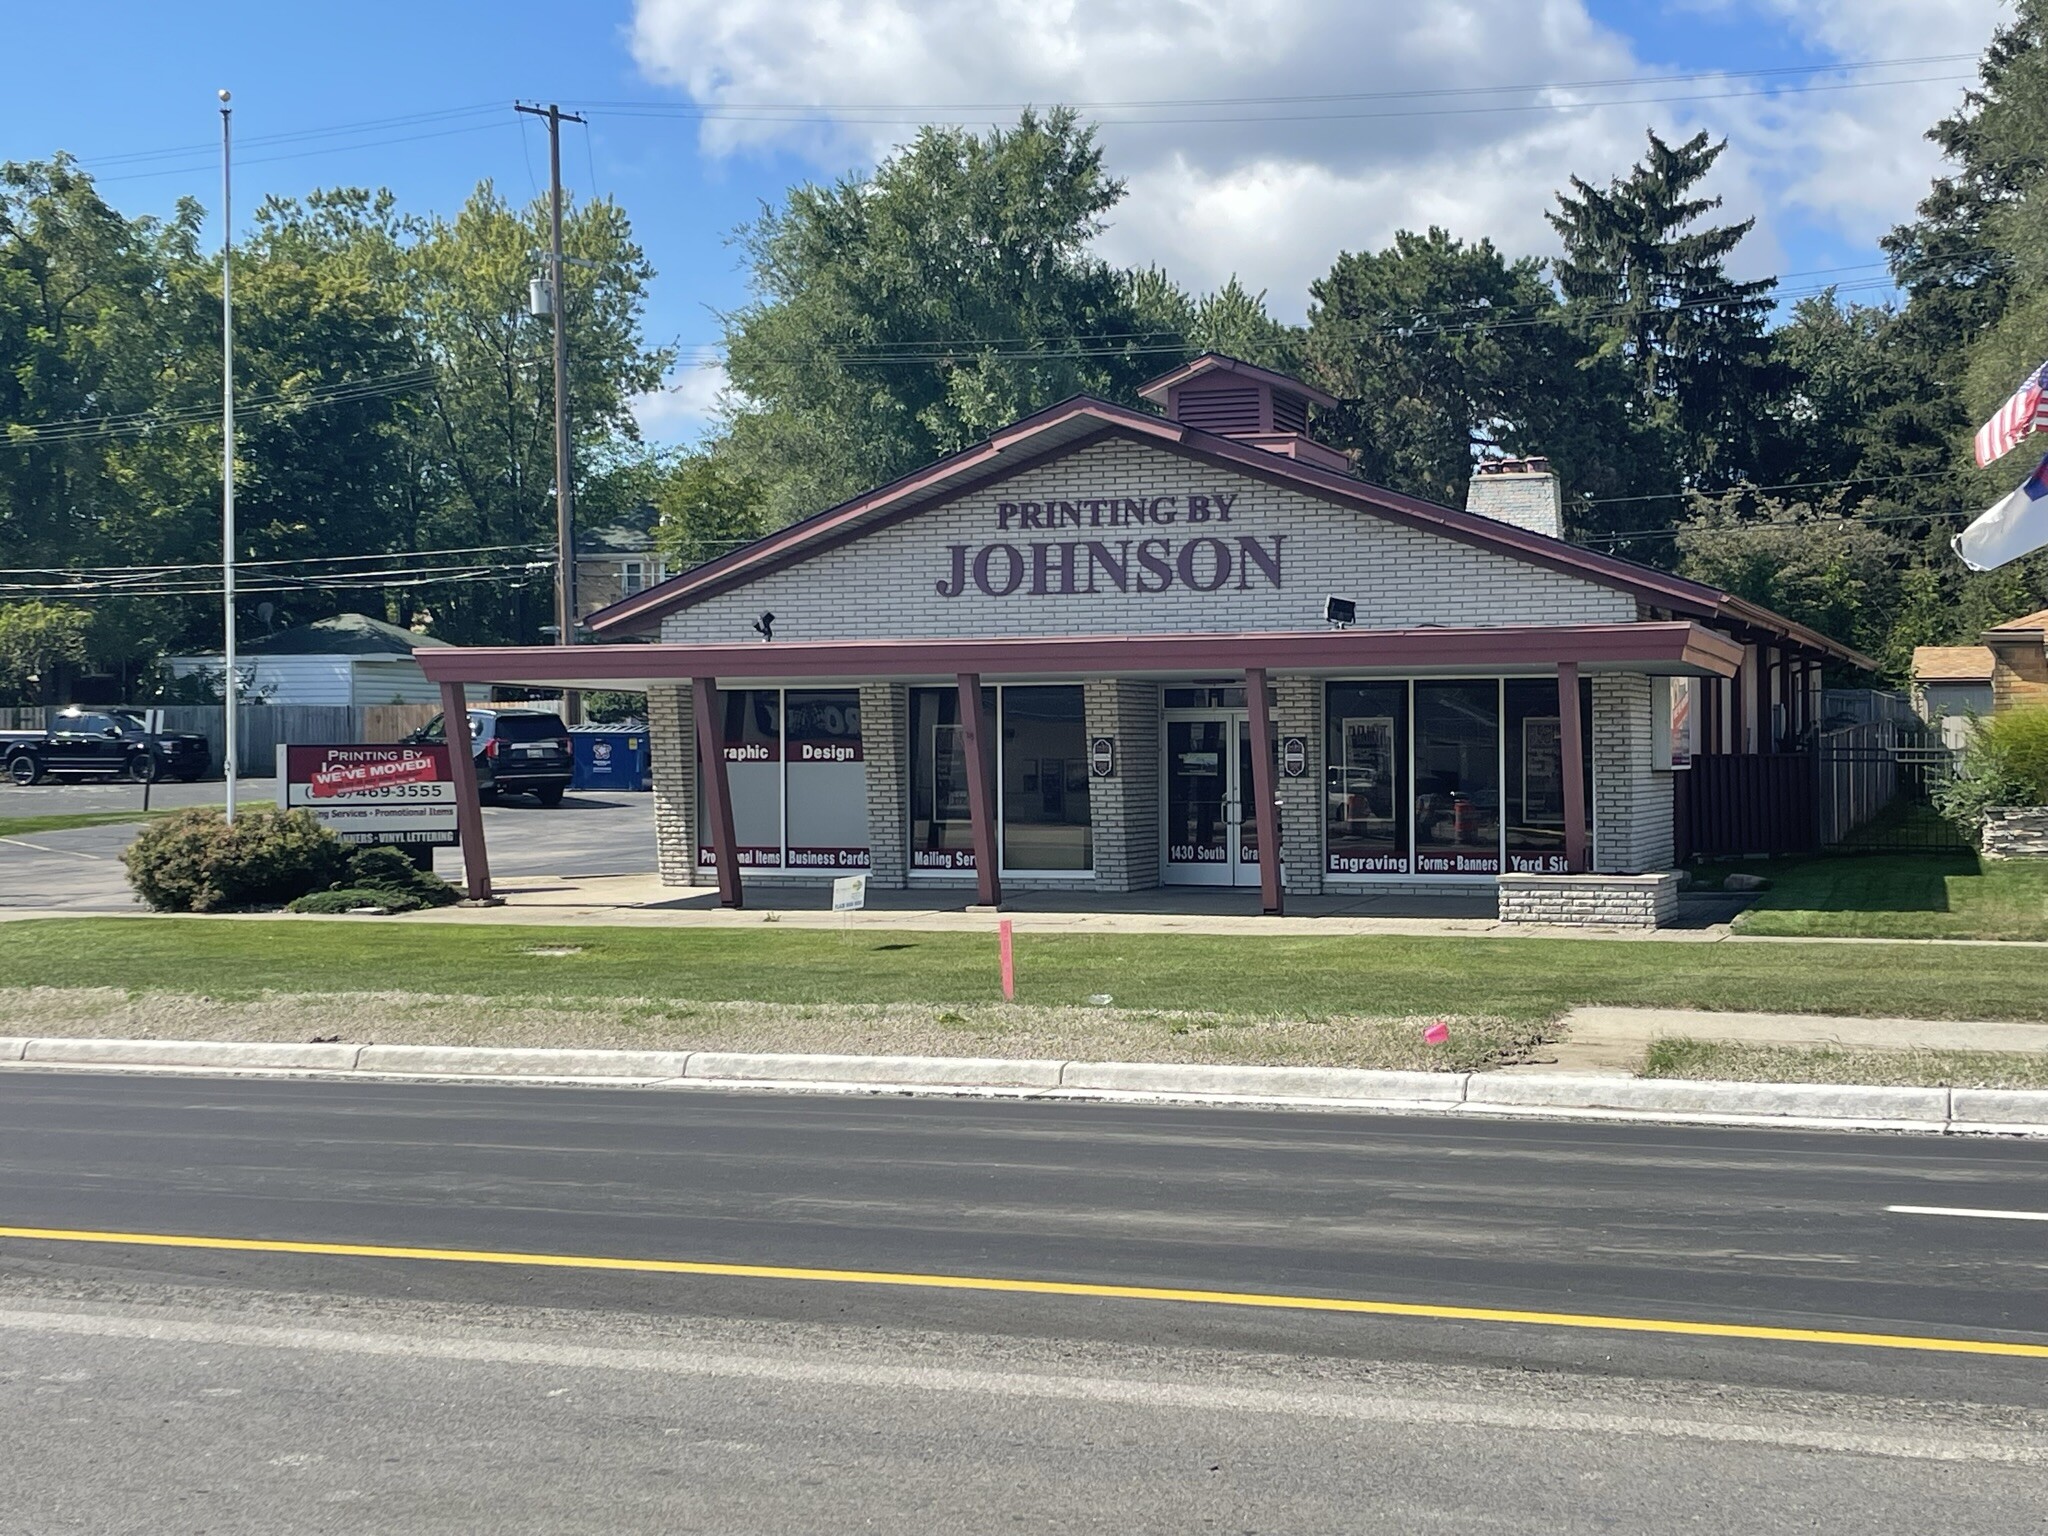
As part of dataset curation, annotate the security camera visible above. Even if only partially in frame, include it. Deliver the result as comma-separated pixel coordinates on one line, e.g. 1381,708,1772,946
753,612,776,642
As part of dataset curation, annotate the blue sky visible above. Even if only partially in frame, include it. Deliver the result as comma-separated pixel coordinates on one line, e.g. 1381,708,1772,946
1,1,2010,447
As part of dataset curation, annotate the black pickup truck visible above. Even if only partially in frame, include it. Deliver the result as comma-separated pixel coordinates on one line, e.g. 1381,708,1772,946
3,708,212,785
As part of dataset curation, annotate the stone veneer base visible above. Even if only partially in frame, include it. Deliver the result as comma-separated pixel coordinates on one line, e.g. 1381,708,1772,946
1496,871,1682,929
1982,806,2048,860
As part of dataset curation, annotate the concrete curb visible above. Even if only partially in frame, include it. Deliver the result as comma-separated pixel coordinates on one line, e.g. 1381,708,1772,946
3,1037,2043,1136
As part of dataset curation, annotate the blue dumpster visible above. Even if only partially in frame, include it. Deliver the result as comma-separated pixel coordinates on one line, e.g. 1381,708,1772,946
570,726,651,791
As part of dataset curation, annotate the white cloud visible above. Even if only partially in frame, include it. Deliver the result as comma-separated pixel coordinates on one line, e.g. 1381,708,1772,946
629,0,2002,316
630,360,729,446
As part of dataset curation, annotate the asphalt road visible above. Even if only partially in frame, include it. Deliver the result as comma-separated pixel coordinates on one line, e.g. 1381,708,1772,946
1,1071,2045,1531
0,786,653,910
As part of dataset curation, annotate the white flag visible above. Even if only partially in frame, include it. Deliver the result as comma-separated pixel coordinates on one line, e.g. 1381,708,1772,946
1955,453,2048,571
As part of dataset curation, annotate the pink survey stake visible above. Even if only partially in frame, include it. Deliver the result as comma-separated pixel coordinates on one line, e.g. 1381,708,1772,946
999,919,1016,1000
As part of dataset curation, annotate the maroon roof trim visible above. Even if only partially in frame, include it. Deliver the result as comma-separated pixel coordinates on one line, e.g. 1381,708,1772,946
420,621,1745,688
585,391,1872,669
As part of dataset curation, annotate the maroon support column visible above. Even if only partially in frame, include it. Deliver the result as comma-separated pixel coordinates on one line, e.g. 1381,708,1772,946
1557,662,1588,874
956,673,1002,907
439,681,492,902
1245,667,1283,916
693,677,743,909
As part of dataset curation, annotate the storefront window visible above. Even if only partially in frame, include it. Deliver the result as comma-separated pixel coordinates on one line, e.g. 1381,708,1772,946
699,688,870,873
910,687,987,873
1413,681,1501,875
784,690,870,871
698,689,783,871
1324,682,1408,875
1000,686,1091,872
909,685,1092,875
1503,677,1594,874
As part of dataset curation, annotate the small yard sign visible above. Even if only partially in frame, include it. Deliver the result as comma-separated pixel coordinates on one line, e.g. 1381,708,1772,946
277,744,459,848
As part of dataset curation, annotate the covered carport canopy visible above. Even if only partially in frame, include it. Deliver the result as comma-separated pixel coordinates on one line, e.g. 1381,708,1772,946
417,621,1746,915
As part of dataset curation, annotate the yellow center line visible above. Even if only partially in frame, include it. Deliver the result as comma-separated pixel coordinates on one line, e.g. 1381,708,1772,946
2,1222,2043,1361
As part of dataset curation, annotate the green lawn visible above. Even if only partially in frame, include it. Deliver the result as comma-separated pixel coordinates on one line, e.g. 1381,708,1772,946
1703,852,2048,941
5,917,2046,1023
0,809,188,839
1644,1037,2048,1090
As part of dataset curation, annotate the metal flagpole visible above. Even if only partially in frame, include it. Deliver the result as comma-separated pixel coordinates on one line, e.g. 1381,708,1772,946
219,89,238,822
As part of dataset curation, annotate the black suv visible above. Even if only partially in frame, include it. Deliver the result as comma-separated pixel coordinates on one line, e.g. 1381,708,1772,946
5,708,212,786
408,707,573,806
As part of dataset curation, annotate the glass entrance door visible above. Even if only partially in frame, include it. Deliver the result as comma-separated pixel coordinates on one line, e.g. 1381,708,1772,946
1163,713,1261,887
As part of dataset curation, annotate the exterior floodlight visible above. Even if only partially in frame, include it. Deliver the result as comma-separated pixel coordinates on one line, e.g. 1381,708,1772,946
1325,596,1357,628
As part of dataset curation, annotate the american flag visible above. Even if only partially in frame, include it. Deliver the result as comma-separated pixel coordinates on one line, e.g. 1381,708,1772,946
1974,361,2048,466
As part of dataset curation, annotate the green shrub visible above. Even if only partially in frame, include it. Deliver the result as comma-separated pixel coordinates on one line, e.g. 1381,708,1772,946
122,805,353,913
1935,706,2048,843
344,845,459,907
287,886,426,915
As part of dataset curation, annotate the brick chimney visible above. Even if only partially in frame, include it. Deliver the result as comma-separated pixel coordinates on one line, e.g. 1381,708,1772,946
1466,457,1563,540
1138,353,1351,473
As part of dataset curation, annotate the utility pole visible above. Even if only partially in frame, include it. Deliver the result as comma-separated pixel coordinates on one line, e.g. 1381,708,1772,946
514,101,586,724
218,89,239,821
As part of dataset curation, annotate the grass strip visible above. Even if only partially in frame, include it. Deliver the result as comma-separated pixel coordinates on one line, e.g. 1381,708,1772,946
1643,1037,2048,1090
0,810,189,839
4,917,2045,1024
1712,853,2048,943
0,987,1539,1071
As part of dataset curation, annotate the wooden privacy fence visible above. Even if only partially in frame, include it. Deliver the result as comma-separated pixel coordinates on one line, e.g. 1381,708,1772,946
1674,754,1817,860
0,703,440,774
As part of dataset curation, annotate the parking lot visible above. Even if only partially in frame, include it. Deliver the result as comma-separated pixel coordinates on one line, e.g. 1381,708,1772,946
0,779,655,912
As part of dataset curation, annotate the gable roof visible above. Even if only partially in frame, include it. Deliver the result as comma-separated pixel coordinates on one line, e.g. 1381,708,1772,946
242,613,450,657
1912,645,1995,683
1987,605,2048,634
585,393,1874,668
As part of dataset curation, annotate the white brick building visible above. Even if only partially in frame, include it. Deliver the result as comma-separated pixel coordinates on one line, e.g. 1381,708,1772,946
420,355,1870,927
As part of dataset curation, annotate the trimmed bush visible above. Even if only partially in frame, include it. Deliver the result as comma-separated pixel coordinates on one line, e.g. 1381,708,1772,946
1935,706,2048,844
343,845,458,908
287,886,426,915
122,805,353,913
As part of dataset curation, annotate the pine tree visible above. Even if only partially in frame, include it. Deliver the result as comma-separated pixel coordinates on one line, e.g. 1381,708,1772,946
1547,131,1776,494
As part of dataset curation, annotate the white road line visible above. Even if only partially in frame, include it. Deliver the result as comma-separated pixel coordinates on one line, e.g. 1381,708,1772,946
0,837,104,860
1887,1205,2048,1222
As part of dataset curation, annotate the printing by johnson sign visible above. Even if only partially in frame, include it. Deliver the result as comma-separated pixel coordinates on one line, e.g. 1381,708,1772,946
935,490,1285,599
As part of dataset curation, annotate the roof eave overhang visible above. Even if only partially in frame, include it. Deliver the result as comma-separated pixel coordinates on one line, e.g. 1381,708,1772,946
584,393,1868,670
419,621,1743,692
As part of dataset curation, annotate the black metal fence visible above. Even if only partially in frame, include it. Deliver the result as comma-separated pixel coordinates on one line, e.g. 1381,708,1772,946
1814,722,1966,853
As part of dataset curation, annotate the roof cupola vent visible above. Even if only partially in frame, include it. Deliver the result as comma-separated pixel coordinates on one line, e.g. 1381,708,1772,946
1137,353,1350,473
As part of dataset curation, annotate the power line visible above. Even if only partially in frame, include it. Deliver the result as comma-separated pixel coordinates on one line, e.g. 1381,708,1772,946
0,542,552,578
1581,467,1958,509
583,71,1975,130
571,52,1979,115
2,367,441,446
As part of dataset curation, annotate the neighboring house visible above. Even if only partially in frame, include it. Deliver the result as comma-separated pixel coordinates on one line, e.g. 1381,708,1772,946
1984,606,2048,715
165,613,454,706
1910,645,1995,724
576,505,665,624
